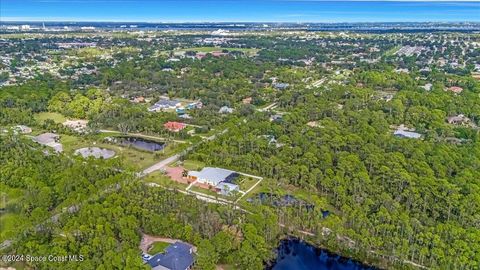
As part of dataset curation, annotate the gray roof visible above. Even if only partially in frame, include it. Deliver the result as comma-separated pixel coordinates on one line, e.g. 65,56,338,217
273,82,290,89
147,242,194,270
218,106,233,114
217,182,239,195
188,167,237,186
394,130,422,139
155,99,181,107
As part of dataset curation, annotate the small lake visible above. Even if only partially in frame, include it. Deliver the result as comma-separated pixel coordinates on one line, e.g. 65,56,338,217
268,238,377,270
117,136,166,152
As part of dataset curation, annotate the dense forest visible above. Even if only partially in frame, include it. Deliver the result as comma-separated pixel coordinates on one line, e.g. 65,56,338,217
1,31,480,269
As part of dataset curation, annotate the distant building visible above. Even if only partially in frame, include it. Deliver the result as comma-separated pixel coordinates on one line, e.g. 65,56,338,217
270,114,283,122
272,82,290,90
164,121,186,132
447,114,470,125
421,83,432,91
131,96,146,103
446,86,463,94
394,129,422,139
149,99,182,112
217,182,240,196
242,97,252,104
146,241,194,270
218,106,234,114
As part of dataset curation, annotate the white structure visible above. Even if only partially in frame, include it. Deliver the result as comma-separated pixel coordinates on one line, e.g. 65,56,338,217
188,167,237,186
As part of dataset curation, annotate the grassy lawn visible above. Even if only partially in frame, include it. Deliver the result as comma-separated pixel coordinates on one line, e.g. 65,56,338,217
189,186,219,197
181,159,205,171
0,213,29,242
384,45,401,57
144,172,188,190
34,112,67,124
0,184,27,242
235,175,260,191
148,241,171,255
60,134,166,170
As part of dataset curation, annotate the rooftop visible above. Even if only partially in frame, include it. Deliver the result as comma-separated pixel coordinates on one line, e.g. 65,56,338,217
188,167,238,186
147,242,194,270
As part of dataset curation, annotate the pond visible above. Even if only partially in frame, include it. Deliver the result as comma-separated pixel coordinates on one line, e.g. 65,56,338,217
268,238,377,270
116,136,166,152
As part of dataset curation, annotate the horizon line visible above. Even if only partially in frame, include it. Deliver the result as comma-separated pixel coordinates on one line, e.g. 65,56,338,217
2,19,480,24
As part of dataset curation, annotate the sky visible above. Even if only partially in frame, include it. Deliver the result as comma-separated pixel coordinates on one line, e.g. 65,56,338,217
1,0,479,22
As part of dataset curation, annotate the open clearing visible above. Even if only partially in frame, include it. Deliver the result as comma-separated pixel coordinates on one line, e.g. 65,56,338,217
34,112,67,124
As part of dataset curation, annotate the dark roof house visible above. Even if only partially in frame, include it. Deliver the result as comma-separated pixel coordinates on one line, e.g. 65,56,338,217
147,242,194,270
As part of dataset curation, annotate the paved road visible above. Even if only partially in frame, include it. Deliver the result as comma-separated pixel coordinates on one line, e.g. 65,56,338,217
99,129,188,144
142,154,180,175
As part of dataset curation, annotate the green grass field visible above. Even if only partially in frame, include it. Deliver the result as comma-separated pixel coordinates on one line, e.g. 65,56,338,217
235,175,259,191
144,172,188,190
34,112,67,124
181,159,205,171
148,241,171,255
60,134,170,170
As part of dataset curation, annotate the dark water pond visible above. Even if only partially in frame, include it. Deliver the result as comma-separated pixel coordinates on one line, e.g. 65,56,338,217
117,136,166,151
268,238,377,270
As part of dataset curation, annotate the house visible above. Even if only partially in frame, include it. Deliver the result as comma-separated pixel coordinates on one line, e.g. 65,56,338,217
210,51,228,57
176,107,186,115
447,114,470,125
272,82,289,90
421,83,432,91
186,101,202,110
131,96,145,103
394,130,422,139
242,97,252,104
218,106,234,114
446,86,463,94
149,99,182,112
33,133,63,152
217,182,240,196
164,122,186,132
270,114,283,122
146,241,194,270
14,125,32,134
187,167,238,187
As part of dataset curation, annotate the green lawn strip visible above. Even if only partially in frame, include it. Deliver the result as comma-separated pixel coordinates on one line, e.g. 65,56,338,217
234,175,259,191
0,213,30,242
34,112,67,124
148,241,171,255
181,159,205,171
144,172,189,190
60,134,162,169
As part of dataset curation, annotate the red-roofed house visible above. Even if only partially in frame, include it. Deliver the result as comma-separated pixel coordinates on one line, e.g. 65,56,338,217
164,121,186,132
446,86,463,94
211,51,228,57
